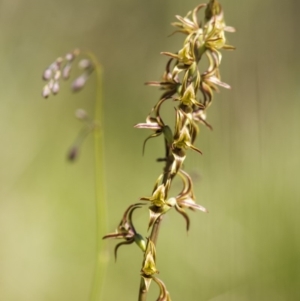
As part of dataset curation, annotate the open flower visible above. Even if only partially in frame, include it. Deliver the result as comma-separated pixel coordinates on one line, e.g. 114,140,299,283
102,203,147,260
171,3,207,35
172,109,202,154
174,170,208,231
203,1,235,67
162,38,196,67
192,107,213,130
134,115,164,155
140,175,174,228
146,58,181,99
135,97,174,155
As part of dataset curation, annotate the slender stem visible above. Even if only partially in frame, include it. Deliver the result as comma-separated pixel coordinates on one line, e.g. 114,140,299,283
86,52,109,301
138,144,174,301
149,215,164,245
138,278,148,301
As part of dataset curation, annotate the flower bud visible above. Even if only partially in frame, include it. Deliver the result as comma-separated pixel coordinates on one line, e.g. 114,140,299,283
42,69,52,81
78,59,91,70
51,81,60,95
42,85,51,98
65,52,75,62
62,64,72,79
67,146,79,161
53,70,61,81
134,233,147,252
71,74,87,92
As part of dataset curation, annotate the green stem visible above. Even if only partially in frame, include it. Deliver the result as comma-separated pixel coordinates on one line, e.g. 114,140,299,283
86,52,108,301
138,144,174,301
138,279,147,301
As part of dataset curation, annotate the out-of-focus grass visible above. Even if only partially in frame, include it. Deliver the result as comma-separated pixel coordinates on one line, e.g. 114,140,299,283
1,0,300,300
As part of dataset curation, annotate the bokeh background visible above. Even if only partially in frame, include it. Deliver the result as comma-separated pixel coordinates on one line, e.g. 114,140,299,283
1,0,300,300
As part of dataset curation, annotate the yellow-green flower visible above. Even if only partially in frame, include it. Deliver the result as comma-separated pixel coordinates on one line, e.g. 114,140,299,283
141,239,158,276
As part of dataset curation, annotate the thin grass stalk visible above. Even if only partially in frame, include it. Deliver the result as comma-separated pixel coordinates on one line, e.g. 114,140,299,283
87,53,108,301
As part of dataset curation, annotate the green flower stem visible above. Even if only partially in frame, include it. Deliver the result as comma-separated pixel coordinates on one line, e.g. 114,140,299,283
138,146,174,301
86,52,108,301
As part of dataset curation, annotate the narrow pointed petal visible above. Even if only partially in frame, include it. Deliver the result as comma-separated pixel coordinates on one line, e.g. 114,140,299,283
224,26,236,32
161,52,180,60
145,81,164,87
189,144,203,154
192,3,206,26
102,232,127,240
175,15,196,30
114,239,135,261
142,131,162,155
223,44,236,50
134,123,162,129
175,205,190,232
208,76,231,89
153,277,171,301
148,209,161,230
180,199,208,213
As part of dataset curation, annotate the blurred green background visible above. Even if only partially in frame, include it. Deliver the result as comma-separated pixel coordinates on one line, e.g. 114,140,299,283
1,0,300,300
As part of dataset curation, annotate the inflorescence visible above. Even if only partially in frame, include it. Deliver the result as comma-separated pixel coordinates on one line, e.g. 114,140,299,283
103,1,235,300
41,49,98,161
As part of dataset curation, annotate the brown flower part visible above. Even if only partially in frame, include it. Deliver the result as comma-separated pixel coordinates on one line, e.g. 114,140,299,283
170,147,186,177
174,169,208,231
135,97,174,155
153,277,172,301
192,107,213,130
146,58,181,99
103,203,146,260
199,52,231,109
